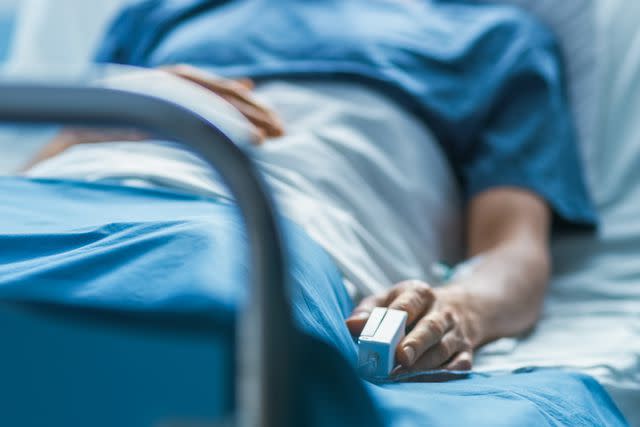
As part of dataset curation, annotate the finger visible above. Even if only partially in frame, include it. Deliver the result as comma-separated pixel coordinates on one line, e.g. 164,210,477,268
22,128,147,171
162,65,285,137
397,310,455,367
167,65,256,102
161,64,230,92
406,329,466,371
83,131,147,143
443,350,473,371
60,128,147,143
387,281,435,327
234,78,255,90
197,76,286,138
351,294,385,316
223,96,285,138
346,294,386,335
223,95,284,137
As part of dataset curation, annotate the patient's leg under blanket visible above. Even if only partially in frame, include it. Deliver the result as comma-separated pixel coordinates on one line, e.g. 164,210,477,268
0,177,627,426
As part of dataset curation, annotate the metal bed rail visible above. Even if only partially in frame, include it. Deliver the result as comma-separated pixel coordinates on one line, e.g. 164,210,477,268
0,83,297,427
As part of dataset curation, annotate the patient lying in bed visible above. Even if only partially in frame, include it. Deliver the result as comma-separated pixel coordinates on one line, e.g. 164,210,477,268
23,0,597,376
26,66,596,382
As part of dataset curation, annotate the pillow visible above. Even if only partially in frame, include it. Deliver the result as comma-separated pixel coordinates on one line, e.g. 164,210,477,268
588,0,640,209
7,0,129,69
479,0,598,188
0,0,17,62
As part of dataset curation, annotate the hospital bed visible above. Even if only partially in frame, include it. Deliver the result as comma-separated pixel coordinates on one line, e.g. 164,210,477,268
0,0,638,426
0,73,626,427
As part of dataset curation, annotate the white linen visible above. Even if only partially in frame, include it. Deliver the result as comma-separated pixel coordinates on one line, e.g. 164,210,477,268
7,0,126,70
0,0,18,12
475,2,640,424
26,77,463,300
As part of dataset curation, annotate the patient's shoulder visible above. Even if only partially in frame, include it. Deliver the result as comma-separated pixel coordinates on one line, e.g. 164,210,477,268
473,2,559,52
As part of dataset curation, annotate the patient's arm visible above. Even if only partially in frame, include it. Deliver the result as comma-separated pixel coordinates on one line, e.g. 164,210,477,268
347,187,551,372
23,66,284,170
161,65,284,140
22,128,147,171
461,187,551,344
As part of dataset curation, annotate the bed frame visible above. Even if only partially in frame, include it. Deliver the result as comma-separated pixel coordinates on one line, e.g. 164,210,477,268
0,83,296,427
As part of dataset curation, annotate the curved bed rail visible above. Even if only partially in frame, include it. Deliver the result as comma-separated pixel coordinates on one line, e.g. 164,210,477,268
0,83,296,427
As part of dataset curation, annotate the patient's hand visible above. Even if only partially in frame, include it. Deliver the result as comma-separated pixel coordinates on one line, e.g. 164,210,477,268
24,65,286,170
347,183,551,377
162,64,284,143
22,128,147,171
346,280,477,372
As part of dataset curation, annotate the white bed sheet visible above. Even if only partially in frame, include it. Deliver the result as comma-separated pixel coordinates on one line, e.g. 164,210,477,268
476,2,640,424
0,0,638,424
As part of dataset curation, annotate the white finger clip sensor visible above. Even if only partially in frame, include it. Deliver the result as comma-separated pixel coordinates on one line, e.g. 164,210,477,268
358,307,408,379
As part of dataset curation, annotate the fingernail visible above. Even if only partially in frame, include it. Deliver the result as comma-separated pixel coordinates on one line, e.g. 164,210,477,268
403,346,415,365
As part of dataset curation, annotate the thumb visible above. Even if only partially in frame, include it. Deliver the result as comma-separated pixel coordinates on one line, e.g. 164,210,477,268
346,311,371,336
345,294,384,336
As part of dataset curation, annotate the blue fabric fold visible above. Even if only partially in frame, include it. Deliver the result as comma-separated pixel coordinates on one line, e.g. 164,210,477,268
0,178,626,426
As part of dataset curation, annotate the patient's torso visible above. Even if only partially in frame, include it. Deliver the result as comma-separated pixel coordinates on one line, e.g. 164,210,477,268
27,78,462,298
253,80,462,297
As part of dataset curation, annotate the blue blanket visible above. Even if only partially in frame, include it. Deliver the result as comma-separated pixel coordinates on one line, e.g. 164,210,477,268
0,178,627,426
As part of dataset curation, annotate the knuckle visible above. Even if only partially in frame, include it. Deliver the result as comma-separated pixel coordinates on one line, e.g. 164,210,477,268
414,284,434,301
394,281,412,294
426,319,444,337
387,286,401,301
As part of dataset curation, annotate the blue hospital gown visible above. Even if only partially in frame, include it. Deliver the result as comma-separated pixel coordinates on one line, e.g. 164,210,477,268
97,0,597,228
